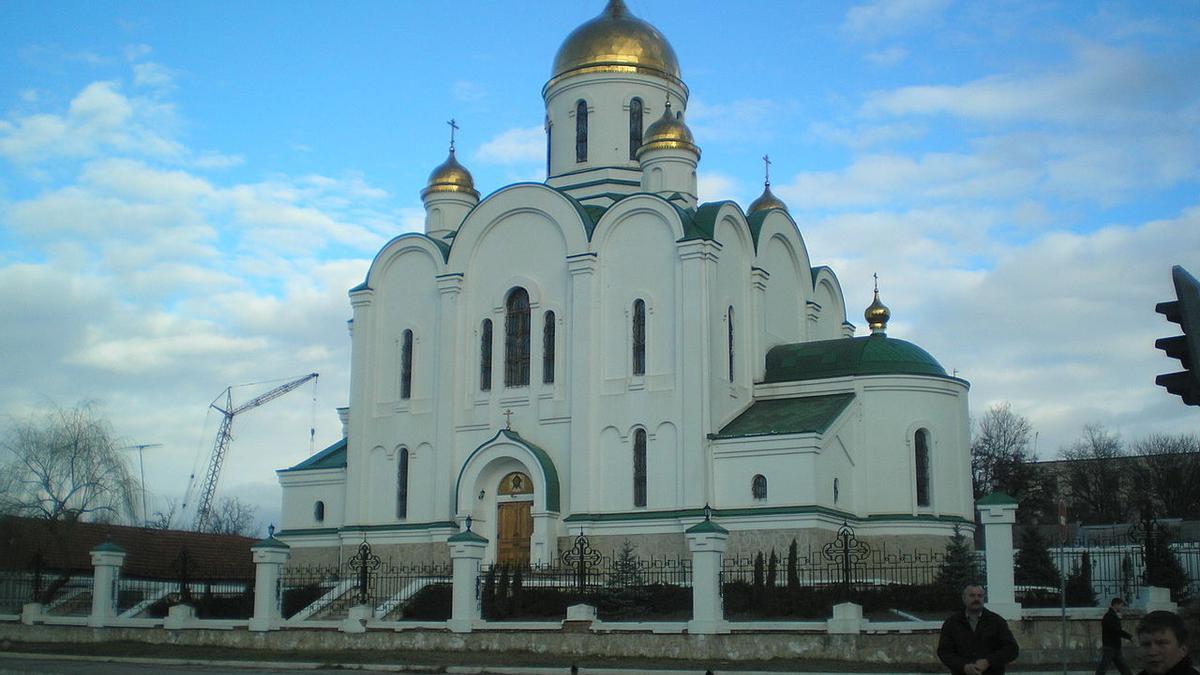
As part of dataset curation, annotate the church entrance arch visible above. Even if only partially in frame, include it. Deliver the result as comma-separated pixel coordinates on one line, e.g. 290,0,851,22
496,471,534,565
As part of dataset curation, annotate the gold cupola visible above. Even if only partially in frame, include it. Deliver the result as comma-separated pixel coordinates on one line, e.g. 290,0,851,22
551,0,682,86
421,147,478,200
748,155,788,214
864,275,891,335
637,99,699,158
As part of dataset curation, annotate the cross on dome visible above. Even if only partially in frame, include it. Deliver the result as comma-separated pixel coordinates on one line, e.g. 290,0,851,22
447,118,459,153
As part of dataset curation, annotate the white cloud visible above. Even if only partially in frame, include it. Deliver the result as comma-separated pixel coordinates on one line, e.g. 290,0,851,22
474,126,543,165
842,0,952,41
863,47,908,66
697,172,742,204
453,80,487,102
133,62,175,90
686,98,787,143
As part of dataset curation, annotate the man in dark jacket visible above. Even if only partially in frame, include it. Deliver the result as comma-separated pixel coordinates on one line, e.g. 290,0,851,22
1136,610,1198,675
938,584,1020,675
1097,597,1133,675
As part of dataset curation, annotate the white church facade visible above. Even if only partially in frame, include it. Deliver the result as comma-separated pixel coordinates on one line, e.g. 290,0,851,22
275,0,974,565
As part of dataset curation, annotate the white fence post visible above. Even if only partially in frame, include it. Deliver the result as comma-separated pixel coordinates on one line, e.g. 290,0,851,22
250,534,290,631
686,513,729,635
88,540,126,627
977,492,1021,620
448,526,487,633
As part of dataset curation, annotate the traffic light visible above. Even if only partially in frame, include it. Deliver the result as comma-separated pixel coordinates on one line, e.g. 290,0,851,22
1155,265,1200,406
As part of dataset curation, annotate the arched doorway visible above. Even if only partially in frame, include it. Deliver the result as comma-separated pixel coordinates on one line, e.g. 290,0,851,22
496,471,534,565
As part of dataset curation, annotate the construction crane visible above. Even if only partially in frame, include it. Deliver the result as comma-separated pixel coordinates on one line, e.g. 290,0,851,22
189,372,318,531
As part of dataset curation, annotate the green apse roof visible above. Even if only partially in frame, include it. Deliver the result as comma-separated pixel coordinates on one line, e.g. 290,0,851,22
281,438,347,472
763,335,949,384
714,393,855,439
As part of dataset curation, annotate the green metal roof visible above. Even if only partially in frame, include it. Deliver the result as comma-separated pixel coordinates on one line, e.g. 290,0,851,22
447,529,488,544
763,335,949,383
455,429,561,512
713,393,854,439
976,491,1018,506
252,536,290,550
281,437,347,472
685,519,729,535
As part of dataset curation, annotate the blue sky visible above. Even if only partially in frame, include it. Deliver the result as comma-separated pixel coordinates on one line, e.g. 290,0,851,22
2,1,1198,532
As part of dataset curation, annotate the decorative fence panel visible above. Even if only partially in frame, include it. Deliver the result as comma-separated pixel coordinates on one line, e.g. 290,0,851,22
0,553,90,616
117,549,256,619
479,533,692,621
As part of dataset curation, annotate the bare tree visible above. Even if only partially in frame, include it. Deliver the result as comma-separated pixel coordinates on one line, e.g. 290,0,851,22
1131,434,1200,519
970,402,1052,522
201,496,259,537
150,498,179,530
1059,423,1129,524
0,402,138,524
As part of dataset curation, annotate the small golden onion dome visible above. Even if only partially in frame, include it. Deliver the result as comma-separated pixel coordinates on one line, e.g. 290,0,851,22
421,148,479,200
748,184,788,214
637,100,699,158
551,0,681,83
865,286,891,335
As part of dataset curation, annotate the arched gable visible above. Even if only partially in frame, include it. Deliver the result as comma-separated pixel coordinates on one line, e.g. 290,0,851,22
811,266,850,339
362,233,447,291
454,429,561,515
591,193,687,249
446,183,591,273
753,210,812,275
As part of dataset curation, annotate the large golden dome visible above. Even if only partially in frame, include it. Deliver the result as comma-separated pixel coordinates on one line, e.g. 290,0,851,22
421,149,478,200
551,0,681,83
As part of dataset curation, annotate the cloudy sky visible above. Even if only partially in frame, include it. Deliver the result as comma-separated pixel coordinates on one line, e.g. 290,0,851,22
1,0,1197,533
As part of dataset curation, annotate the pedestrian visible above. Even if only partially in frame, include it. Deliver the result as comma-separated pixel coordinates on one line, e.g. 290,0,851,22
937,584,1020,675
1135,610,1198,675
1097,597,1134,675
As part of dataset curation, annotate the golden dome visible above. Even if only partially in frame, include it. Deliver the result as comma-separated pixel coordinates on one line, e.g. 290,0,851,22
421,148,478,200
748,185,787,214
637,99,699,157
864,279,891,335
551,0,681,84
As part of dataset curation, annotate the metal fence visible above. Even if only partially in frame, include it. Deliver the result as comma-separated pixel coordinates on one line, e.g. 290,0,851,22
0,553,90,616
115,549,256,619
1044,524,1200,605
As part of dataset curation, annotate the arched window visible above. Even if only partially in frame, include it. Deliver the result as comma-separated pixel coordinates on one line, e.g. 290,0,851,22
400,329,413,400
480,319,493,392
833,478,840,504
633,428,647,508
314,500,325,523
752,474,767,501
505,288,531,387
915,429,931,507
543,312,556,384
575,100,588,163
632,299,646,376
545,115,552,175
727,306,735,383
628,97,643,160
397,448,409,519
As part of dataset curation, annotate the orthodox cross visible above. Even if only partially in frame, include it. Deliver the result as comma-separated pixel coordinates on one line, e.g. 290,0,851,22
762,154,772,187
447,118,459,152
502,408,513,430
873,272,879,294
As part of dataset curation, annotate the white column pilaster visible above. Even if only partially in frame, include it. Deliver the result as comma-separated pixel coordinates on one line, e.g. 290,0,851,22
685,517,729,634
250,536,291,631
88,541,126,627
977,493,1021,620
448,528,488,633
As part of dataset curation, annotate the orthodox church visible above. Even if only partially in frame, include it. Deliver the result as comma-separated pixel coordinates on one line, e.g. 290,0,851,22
275,0,974,565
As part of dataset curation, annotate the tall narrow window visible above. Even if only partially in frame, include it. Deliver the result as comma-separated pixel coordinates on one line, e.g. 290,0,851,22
727,306,735,383
575,100,588,163
545,116,552,176
543,312,556,384
628,97,643,160
314,501,325,523
752,474,767,501
915,429,931,507
633,429,647,508
397,448,409,519
632,299,646,376
400,329,413,400
505,288,531,387
480,319,493,392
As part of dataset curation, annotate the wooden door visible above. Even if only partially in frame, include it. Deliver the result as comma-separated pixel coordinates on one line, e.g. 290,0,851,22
496,501,533,566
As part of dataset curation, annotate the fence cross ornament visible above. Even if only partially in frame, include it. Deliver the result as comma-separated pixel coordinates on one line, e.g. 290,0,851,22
560,530,603,593
823,521,871,589
348,538,382,605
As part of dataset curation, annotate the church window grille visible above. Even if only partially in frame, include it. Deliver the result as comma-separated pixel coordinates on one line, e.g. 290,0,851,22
575,100,588,163
505,288,531,387
633,429,647,508
727,306,735,383
400,329,413,400
629,97,643,160
397,448,409,519
915,429,931,507
543,312,556,384
480,319,493,391
752,474,767,501
632,299,646,376
314,501,325,523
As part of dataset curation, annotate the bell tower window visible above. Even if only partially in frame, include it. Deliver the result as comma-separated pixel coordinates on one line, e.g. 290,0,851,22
629,97,643,160
575,100,588,163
